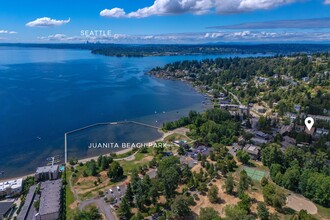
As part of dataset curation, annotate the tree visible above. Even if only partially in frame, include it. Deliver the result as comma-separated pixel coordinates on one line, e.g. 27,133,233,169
149,181,159,205
257,202,270,220
238,193,251,213
131,169,140,193
261,144,284,168
269,213,280,220
224,205,254,220
290,210,318,220
261,177,269,187
157,156,181,199
100,156,112,171
73,205,102,220
178,146,185,155
236,150,250,164
171,195,191,218
238,170,252,196
86,160,98,176
270,164,283,181
135,179,149,210
262,183,286,210
117,197,131,220
107,161,124,181
224,174,235,194
208,185,219,203
198,207,222,220
124,183,133,204
282,165,301,191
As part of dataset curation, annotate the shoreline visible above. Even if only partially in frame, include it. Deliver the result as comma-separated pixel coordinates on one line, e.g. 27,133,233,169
77,128,165,164
0,128,166,183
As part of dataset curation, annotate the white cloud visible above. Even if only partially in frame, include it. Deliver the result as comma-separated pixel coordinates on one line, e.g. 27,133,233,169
101,0,215,18
38,34,76,41
37,30,330,44
324,0,330,4
26,17,70,27
100,8,126,18
0,30,17,34
218,0,296,13
100,0,299,18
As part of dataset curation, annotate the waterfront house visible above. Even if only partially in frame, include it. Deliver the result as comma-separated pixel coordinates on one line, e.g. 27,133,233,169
0,178,22,197
35,165,59,182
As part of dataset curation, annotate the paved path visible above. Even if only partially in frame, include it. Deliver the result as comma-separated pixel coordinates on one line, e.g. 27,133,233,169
79,197,117,220
221,86,242,106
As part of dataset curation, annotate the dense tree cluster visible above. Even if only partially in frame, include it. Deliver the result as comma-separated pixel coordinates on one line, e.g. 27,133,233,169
163,109,240,145
262,144,330,207
151,54,330,115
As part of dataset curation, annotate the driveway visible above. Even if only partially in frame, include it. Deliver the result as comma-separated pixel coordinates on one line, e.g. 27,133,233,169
79,198,117,220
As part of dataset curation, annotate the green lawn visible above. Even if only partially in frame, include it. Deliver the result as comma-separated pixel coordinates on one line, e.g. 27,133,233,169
120,151,153,174
315,204,330,219
65,169,75,220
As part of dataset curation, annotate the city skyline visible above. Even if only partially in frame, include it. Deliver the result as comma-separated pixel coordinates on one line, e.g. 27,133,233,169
0,0,330,43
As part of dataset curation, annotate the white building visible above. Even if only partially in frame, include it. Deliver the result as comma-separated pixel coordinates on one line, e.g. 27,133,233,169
0,178,23,197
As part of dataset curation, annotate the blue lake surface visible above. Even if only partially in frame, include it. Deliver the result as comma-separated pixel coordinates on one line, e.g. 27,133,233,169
0,46,267,178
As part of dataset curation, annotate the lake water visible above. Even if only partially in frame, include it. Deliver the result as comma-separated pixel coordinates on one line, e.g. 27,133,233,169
0,46,266,178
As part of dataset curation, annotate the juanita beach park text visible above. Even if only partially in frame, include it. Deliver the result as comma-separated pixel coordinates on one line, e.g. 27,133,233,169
88,142,168,149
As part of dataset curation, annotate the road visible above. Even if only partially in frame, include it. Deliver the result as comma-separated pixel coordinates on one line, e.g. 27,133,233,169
221,86,242,106
79,197,117,220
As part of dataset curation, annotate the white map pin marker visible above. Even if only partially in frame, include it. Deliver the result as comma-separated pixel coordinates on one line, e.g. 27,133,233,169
305,117,314,131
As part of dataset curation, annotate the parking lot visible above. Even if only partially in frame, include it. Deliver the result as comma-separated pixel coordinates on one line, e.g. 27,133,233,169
106,183,128,205
186,146,210,159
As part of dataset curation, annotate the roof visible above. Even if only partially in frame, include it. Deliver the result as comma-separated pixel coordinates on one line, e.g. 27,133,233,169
243,145,260,155
280,125,293,135
256,131,269,139
38,179,62,216
36,165,59,174
0,178,22,192
0,201,14,216
251,137,268,145
17,185,37,220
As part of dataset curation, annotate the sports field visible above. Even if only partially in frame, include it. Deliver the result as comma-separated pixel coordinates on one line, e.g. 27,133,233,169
243,166,269,181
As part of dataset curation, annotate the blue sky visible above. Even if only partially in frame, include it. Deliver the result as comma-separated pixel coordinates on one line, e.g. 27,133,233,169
0,0,330,43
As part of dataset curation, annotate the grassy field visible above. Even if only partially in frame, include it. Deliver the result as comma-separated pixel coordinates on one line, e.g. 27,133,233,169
120,150,154,174
65,169,75,220
315,204,330,219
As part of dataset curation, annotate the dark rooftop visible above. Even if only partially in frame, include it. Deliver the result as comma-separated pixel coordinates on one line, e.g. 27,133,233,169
38,179,62,216
0,201,14,217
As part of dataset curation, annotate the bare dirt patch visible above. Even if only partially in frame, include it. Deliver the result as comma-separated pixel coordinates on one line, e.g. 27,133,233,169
287,194,317,215
191,178,240,217
191,164,204,173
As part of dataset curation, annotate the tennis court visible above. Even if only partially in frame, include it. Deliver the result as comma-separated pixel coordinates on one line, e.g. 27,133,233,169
243,166,269,181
